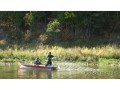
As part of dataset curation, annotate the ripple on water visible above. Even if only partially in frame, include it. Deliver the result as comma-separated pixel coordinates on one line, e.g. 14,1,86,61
55,62,101,72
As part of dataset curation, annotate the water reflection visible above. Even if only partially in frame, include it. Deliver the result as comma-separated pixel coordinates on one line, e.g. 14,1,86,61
18,69,53,79
1,62,120,79
47,70,53,79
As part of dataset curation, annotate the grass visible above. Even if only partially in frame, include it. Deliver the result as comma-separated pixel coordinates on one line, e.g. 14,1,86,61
0,44,120,65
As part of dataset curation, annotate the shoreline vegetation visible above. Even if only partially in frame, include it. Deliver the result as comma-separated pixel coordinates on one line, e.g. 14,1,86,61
0,44,120,66
0,11,120,66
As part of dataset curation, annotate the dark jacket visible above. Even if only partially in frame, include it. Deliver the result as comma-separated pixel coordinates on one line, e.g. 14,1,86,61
46,54,54,66
47,54,54,60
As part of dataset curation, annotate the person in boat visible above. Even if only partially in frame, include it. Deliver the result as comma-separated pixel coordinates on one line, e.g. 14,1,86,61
46,52,54,66
34,57,42,65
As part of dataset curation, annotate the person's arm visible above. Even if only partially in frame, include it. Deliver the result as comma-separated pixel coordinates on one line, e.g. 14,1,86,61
52,55,54,58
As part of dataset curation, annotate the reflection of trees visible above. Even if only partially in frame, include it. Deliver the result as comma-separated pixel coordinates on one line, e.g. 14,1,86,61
33,70,53,79
18,69,53,79
18,69,34,79
33,70,41,79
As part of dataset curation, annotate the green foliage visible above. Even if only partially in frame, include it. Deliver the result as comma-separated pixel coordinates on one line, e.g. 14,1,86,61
10,11,26,26
1,11,120,46
64,11,76,19
56,11,76,23
24,12,34,26
0,45,120,65
47,19,60,33
1,11,120,66
0,11,11,20
46,19,60,43
24,30,32,43
32,11,46,21
99,58,119,65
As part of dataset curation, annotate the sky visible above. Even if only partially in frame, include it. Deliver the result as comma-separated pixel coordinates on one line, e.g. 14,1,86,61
0,0,120,11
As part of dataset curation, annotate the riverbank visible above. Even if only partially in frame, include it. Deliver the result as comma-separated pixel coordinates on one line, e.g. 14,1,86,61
0,44,120,65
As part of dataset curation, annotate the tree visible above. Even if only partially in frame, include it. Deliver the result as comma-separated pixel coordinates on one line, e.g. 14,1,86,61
46,19,60,43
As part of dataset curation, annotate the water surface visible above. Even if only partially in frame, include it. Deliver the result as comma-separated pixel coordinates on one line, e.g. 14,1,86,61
0,62,120,79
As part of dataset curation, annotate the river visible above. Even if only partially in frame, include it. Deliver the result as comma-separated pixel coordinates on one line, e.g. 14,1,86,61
0,62,120,79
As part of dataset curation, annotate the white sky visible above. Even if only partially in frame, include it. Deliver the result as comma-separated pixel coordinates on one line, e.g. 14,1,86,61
0,0,120,11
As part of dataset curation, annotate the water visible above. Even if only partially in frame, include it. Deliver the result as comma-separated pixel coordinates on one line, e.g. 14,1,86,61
0,62,120,79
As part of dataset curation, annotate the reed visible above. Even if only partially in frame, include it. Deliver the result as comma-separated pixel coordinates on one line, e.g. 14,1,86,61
0,44,120,64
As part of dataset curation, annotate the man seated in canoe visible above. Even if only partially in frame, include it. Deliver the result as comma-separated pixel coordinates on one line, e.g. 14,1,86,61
46,52,54,66
34,57,42,65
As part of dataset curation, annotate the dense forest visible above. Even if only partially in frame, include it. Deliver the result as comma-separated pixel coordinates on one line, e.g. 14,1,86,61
0,11,120,64
0,11,120,47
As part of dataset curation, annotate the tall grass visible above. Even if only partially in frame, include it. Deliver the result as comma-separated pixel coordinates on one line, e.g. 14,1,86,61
0,44,120,64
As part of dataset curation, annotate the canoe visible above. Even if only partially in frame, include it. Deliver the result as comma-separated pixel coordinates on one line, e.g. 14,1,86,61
18,62,57,70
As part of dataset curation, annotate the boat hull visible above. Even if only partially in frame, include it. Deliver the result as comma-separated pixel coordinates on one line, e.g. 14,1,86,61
18,62,57,70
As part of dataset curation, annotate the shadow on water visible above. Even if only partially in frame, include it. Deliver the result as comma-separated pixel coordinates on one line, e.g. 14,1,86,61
18,68,53,79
